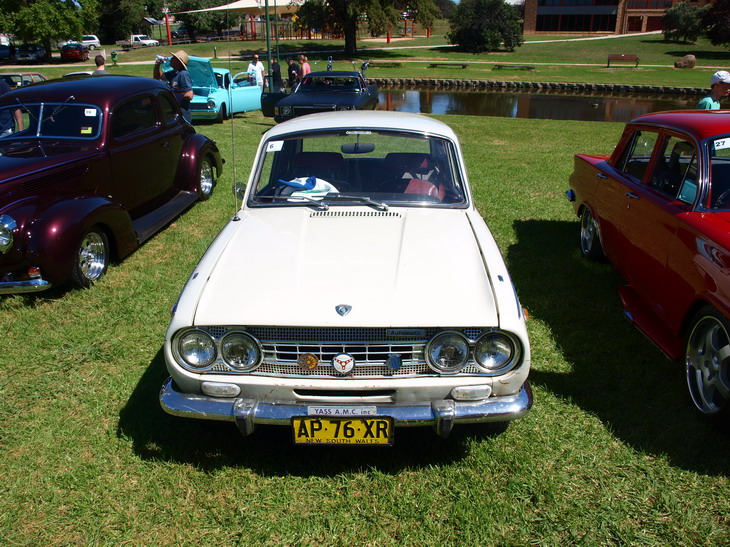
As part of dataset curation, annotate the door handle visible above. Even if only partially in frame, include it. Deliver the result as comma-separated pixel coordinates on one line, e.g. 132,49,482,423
596,173,608,179
625,192,640,199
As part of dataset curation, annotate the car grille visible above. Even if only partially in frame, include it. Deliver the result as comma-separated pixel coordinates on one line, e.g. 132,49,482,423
201,326,488,377
293,105,337,116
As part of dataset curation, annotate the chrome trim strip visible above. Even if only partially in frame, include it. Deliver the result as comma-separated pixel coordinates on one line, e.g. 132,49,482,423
160,378,533,437
0,278,52,294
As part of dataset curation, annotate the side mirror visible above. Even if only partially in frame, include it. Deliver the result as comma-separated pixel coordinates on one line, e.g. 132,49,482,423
234,181,247,199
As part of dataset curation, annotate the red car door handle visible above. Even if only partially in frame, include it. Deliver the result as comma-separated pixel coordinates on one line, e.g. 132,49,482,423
625,192,640,199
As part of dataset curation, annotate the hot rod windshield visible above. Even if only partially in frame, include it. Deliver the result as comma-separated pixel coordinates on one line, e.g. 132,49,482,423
0,102,103,140
249,129,468,208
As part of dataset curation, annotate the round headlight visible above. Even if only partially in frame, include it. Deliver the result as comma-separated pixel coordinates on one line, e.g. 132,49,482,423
426,331,470,373
0,214,17,254
221,332,262,371
474,332,517,372
207,99,216,109
178,330,216,368
281,106,292,116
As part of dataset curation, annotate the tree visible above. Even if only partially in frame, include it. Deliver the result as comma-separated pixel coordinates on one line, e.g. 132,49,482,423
447,0,523,53
0,0,99,58
662,1,708,43
703,0,730,48
98,0,146,43
433,0,457,19
168,0,238,43
295,0,440,55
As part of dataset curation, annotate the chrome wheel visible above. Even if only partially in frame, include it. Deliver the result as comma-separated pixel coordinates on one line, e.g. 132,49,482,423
579,207,603,260
686,310,730,417
199,158,215,200
71,229,109,288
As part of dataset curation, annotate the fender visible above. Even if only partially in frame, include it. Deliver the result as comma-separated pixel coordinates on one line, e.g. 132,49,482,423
176,134,224,194
23,196,135,286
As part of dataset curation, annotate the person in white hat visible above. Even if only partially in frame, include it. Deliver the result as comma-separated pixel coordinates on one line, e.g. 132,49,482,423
696,70,730,110
153,49,194,123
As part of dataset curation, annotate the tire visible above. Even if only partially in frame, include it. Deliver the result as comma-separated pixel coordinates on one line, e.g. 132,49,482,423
579,207,604,260
216,104,227,123
685,307,730,418
88,45,95,51
198,157,215,200
70,229,109,289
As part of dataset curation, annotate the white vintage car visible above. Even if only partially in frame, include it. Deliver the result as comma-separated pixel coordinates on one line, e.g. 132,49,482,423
161,111,532,445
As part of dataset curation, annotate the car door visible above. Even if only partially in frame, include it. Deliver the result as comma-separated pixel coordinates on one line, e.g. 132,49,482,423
618,132,697,317
231,71,262,113
108,92,182,217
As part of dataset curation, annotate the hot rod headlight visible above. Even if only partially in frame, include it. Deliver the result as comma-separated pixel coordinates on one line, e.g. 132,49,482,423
474,332,519,372
221,332,262,371
178,330,216,368
207,99,216,109
0,214,17,253
280,106,292,116
426,331,470,373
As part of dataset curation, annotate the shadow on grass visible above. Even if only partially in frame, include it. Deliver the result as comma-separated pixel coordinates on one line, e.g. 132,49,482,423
508,219,730,476
117,348,506,474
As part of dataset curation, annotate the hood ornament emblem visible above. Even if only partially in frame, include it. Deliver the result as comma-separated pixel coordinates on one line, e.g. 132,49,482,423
335,304,352,317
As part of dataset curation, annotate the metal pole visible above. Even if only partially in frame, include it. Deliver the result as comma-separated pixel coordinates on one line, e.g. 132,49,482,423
264,0,273,92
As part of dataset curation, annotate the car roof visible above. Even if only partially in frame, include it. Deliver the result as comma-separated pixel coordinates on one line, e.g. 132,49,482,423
630,110,730,142
265,111,458,141
304,71,361,78
0,75,169,106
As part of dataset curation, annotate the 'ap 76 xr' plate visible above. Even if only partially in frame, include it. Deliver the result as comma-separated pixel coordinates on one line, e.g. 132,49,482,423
292,416,394,446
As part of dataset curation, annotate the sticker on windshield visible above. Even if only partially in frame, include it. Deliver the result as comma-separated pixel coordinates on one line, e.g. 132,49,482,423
80,127,93,135
84,108,97,117
266,141,284,152
715,138,730,150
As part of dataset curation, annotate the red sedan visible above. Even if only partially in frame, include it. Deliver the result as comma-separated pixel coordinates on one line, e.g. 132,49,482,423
567,110,730,419
60,43,89,62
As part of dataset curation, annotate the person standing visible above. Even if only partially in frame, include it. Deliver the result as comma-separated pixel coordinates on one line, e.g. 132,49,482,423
298,54,311,77
91,54,109,75
0,79,23,137
153,50,194,123
247,54,266,89
269,59,285,92
286,57,300,90
696,71,730,110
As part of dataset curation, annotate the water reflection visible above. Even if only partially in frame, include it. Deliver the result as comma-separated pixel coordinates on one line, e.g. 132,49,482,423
377,88,699,122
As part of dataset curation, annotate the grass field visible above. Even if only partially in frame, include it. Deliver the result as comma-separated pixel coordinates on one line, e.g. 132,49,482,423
1,112,729,544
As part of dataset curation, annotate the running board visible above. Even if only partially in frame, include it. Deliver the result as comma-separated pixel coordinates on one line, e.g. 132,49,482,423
133,191,198,244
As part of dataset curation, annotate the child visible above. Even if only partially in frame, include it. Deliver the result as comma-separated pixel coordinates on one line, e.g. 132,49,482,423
696,70,730,110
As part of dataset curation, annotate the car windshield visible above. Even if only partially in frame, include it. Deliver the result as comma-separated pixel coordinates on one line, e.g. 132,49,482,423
0,102,103,140
709,135,730,209
250,129,467,208
299,75,361,91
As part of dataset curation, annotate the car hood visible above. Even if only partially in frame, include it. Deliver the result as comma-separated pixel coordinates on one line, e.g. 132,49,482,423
187,56,217,89
0,141,96,180
191,207,500,328
278,90,361,107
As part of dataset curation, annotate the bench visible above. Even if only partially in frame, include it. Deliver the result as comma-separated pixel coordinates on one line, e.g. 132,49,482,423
607,54,639,68
428,62,468,69
366,61,402,68
493,64,535,71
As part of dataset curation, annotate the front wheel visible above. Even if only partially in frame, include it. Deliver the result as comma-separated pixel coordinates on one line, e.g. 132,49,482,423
216,104,228,123
198,157,215,200
579,207,604,260
70,229,109,289
685,307,730,418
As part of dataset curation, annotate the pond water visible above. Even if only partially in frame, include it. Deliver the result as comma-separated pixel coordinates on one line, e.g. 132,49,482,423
376,88,701,123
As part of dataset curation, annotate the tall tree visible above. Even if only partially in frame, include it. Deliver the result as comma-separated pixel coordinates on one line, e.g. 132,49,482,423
448,0,523,53
296,0,440,55
169,0,239,42
98,0,146,43
0,0,99,57
703,0,730,48
662,1,709,43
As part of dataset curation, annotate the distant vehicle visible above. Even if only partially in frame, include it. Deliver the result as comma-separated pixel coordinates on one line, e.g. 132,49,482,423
262,71,378,123
60,43,89,62
0,76,223,293
0,44,11,61
116,34,159,48
171,26,188,39
15,44,45,64
0,72,47,88
80,35,101,50
62,71,93,78
182,55,261,122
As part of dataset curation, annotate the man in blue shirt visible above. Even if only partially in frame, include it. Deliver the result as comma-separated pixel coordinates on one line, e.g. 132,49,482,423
696,70,730,110
153,49,194,123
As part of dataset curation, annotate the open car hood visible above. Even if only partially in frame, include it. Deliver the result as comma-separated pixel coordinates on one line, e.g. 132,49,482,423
186,55,218,89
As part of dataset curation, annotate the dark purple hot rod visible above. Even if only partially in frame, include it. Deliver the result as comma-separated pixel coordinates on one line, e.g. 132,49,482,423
0,75,223,293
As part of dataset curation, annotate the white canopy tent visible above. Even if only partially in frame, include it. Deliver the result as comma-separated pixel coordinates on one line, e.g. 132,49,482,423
175,0,302,16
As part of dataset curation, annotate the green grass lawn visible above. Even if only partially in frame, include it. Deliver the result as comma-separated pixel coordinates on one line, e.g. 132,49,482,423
1,112,729,544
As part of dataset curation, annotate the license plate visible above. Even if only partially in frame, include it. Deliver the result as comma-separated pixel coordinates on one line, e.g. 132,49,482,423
292,416,394,446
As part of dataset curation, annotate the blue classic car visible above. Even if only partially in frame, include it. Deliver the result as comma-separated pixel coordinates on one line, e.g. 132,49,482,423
262,70,378,123
184,56,261,122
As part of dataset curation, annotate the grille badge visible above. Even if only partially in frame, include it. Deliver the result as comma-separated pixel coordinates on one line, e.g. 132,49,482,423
335,304,352,316
332,353,355,375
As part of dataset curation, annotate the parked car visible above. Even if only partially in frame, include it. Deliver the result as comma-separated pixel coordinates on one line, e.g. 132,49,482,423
567,109,730,419
0,72,47,88
60,43,89,62
80,34,101,50
160,111,532,444
15,44,45,63
261,70,378,123
0,44,11,61
182,55,261,122
0,76,223,293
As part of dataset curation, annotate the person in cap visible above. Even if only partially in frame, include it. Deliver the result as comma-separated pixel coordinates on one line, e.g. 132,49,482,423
696,71,730,110
286,57,300,91
153,49,194,123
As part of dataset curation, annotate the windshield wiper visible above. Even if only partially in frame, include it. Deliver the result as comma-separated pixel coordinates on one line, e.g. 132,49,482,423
320,194,389,211
263,195,329,210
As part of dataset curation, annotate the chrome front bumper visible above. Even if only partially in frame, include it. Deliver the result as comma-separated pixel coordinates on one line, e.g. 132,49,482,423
0,277,51,294
159,377,533,438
